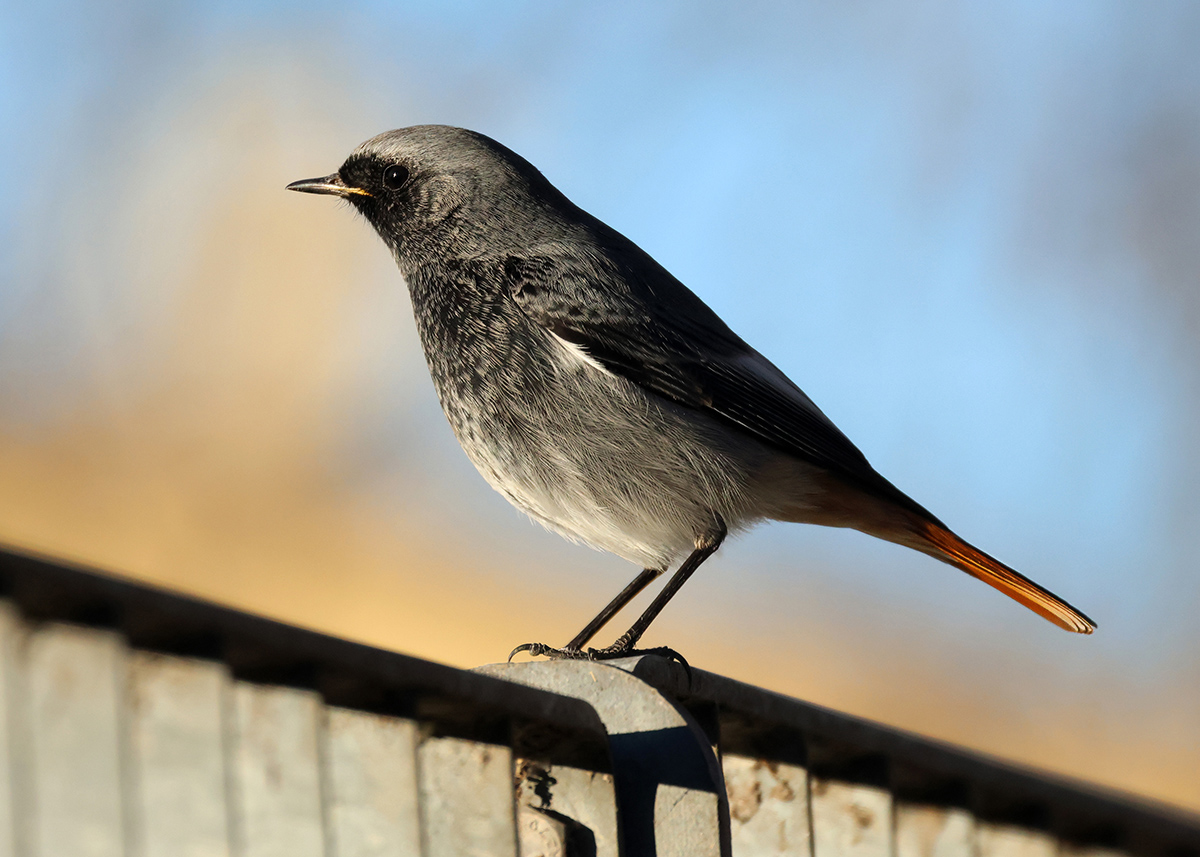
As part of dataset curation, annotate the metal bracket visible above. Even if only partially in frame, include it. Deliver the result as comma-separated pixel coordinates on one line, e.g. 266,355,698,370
479,658,731,857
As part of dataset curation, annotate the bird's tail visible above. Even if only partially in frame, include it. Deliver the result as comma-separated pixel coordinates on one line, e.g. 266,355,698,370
778,468,1095,633
902,519,1096,634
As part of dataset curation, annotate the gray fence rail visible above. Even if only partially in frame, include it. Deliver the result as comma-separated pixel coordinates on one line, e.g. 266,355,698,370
0,545,1195,857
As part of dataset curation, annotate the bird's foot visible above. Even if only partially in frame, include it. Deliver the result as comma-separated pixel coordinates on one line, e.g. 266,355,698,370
508,642,592,661
508,641,692,683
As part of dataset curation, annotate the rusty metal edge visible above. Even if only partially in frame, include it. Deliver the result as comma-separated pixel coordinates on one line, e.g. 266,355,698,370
0,542,607,749
622,655,1200,851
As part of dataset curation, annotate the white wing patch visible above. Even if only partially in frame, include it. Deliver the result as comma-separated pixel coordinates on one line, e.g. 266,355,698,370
548,329,609,372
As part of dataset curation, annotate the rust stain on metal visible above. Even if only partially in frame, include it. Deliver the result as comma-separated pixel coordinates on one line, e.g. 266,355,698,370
727,776,762,823
850,802,875,829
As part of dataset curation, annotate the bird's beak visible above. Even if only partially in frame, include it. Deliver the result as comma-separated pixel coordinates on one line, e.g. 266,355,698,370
286,173,372,198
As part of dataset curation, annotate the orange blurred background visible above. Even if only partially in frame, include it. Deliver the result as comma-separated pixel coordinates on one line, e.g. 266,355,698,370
1,4,1197,812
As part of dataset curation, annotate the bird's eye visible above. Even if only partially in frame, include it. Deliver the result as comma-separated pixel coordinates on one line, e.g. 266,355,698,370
382,164,409,190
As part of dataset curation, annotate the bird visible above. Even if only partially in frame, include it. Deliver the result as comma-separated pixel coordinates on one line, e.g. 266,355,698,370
287,125,1095,661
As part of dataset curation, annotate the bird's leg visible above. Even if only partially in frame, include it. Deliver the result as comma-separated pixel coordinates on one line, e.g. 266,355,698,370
509,567,661,661
566,567,662,650
587,515,726,661
508,515,726,667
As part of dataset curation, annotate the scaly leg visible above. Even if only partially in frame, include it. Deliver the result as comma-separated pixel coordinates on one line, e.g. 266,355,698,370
510,516,726,665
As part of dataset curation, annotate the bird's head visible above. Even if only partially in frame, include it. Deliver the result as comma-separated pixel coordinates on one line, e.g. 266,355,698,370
287,125,580,272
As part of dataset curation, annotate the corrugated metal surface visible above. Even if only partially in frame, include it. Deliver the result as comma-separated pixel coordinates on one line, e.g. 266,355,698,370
0,545,1196,857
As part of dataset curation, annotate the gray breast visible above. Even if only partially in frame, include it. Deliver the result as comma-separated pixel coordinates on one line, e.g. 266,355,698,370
403,265,774,569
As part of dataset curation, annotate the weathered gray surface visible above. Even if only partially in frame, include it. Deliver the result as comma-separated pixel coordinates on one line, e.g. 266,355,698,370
515,761,619,857
976,823,1056,857
724,755,811,856
24,623,129,857
480,658,729,857
0,605,18,857
894,803,974,857
809,777,891,857
516,801,567,857
126,651,232,857
418,735,517,857
323,706,422,857
0,546,1195,857
229,682,326,857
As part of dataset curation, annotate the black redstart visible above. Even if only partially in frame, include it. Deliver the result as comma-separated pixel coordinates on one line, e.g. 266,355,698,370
288,125,1094,660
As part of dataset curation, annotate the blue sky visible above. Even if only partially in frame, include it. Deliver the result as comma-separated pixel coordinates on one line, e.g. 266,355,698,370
2,0,1199,805
3,0,1197,646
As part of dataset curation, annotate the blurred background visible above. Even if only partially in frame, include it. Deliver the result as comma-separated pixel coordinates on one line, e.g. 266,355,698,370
2,1,1198,811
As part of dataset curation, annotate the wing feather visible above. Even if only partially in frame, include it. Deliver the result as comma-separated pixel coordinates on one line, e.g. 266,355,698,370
493,249,892,494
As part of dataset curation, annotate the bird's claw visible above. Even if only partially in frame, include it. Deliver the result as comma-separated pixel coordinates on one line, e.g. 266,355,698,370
508,641,692,685
602,645,693,685
508,642,591,661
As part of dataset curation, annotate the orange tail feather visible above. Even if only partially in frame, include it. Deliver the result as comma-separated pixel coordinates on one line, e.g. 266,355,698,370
915,522,1095,634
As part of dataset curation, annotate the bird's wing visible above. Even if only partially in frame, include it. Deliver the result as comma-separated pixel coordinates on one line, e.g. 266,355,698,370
490,248,885,490
484,249,1093,634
